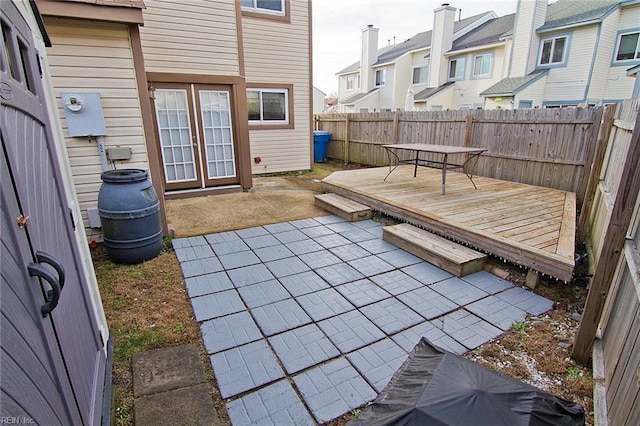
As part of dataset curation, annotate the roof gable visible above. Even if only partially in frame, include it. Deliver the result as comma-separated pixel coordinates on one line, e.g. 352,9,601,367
537,0,619,32
452,14,515,51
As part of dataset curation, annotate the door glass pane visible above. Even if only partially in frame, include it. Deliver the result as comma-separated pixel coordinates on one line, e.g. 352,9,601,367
200,90,236,179
154,89,197,183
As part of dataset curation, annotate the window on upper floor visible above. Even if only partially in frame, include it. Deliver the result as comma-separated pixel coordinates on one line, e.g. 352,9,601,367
247,87,291,127
538,35,568,66
412,66,428,84
472,53,492,78
346,74,360,91
448,57,466,80
375,69,386,87
614,31,640,62
241,0,284,14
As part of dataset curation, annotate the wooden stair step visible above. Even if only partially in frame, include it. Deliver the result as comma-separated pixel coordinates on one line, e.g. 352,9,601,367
315,193,372,222
383,223,486,277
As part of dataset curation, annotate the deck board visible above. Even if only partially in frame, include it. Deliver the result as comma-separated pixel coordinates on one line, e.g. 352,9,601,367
322,166,575,281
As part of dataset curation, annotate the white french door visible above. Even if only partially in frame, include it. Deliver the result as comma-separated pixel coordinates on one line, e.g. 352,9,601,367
154,83,239,190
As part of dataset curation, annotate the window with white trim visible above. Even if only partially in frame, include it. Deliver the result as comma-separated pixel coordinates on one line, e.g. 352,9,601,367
346,74,359,90
412,65,428,84
247,89,288,123
448,57,466,80
472,53,492,78
614,31,640,62
240,0,284,14
539,35,567,65
375,69,386,87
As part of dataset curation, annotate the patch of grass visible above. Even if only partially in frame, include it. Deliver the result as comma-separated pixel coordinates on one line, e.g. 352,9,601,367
511,320,530,333
93,245,201,426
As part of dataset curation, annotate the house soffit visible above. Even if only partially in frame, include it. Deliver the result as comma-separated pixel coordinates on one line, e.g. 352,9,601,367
37,0,144,24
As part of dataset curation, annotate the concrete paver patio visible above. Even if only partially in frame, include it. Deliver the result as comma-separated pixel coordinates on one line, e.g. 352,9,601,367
173,215,553,425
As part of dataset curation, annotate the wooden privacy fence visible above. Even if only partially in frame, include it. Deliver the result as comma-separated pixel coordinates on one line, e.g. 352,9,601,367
316,107,603,203
571,99,639,425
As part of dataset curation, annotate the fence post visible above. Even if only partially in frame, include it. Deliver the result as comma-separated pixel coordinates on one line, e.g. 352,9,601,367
344,114,350,165
392,111,400,143
577,106,615,241
572,113,640,364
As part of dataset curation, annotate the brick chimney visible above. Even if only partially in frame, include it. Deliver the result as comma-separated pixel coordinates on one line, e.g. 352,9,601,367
509,0,547,76
428,3,457,87
361,24,379,92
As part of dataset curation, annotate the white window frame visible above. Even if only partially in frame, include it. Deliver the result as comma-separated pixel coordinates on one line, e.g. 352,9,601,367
375,69,386,87
346,74,359,91
247,88,289,124
448,57,466,81
412,65,428,84
538,34,569,67
471,53,492,78
613,30,640,64
240,0,285,15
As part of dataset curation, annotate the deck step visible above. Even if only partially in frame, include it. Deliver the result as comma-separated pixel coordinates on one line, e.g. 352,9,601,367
315,193,373,222
383,223,486,277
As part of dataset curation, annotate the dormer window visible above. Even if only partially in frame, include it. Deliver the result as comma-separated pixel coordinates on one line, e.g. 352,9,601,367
614,31,640,62
375,69,386,87
538,35,568,66
448,57,466,81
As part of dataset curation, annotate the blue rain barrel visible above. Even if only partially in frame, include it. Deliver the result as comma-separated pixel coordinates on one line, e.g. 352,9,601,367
98,169,162,264
313,130,332,162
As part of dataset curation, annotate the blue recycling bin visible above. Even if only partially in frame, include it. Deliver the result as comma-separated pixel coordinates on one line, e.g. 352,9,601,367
313,131,332,163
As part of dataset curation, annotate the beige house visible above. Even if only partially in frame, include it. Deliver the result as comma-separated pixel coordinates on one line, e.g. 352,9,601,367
37,0,312,240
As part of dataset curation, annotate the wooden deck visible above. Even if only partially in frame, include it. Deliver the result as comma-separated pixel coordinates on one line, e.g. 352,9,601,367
321,166,576,281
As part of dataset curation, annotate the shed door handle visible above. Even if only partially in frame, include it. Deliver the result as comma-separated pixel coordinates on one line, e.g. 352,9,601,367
35,251,65,290
28,252,64,317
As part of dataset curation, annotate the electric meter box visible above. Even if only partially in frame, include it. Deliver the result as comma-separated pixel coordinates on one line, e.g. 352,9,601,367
61,92,107,137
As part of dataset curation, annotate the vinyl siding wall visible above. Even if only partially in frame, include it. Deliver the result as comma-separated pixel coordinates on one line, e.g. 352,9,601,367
242,0,311,173
515,75,548,108
45,18,149,242
374,65,395,110
451,46,507,109
541,26,597,103
587,9,620,102
139,0,240,75
604,4,640,101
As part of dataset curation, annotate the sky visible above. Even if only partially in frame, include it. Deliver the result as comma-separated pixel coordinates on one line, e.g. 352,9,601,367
312,0,519,96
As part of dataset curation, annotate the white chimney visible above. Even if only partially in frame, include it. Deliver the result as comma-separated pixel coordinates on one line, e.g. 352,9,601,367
428,3,456,87
509,0,547,77
361,24,379,92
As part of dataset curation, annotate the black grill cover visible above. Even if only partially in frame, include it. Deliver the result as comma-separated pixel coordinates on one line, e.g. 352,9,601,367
348,338,585,426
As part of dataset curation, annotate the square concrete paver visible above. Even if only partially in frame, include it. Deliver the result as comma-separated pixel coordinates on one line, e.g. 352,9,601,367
296,288,354,321
265,257,311,278
318,310,385,353
285,238,324,255
299,250,342,269
376,249,423,268
253,244,295,262
357,238,397,254
201,311,262,354
495,286,554,315
190,289,245,322
347,338,408,392
429,277,489,306
316,263,365,286
217,250,261,270
300,225,335,238
432,309,503,350
371,270,423,295
466,295,528,331
180,258,224,278
210,340,284,398
329,243,371,261
204,230,239,245
279,271,331,296
315,215,347,225
360,298,424,334
252,298,312,336
227,263,275,287
135,383,220,426
226,380,314,426
391,321,467,355
237,279,290,308
268,324,340,374
402,262,453,285
335,279,391,307
243,234,281,250
461,270,513,294
293,358,377,423
174,244,215,262
263,221,297,234
348,255,395,277
235,226,269,239
397,286,458,320
133,345,205,397
184,271,234,298
272,229,308,244
210,239,250,257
